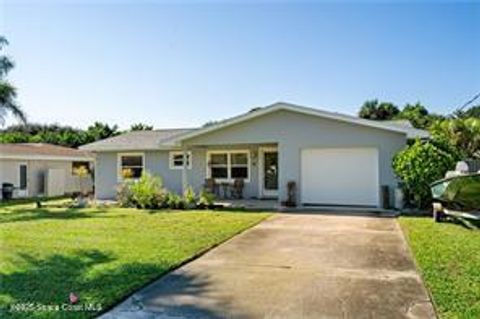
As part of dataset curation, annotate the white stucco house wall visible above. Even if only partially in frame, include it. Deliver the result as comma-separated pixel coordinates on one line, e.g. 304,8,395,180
0,143,94,199
81,102,428,208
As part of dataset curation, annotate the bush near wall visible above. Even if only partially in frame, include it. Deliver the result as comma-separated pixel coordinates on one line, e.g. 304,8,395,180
393,140,456,208
116,171,215,210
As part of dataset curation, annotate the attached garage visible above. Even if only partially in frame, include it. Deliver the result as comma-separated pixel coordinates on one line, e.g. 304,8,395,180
301,148,380,207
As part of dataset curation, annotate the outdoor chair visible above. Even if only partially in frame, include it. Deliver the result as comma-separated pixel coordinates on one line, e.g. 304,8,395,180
231,178,244,199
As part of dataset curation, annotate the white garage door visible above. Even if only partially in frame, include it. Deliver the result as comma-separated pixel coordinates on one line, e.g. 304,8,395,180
301,148,379,207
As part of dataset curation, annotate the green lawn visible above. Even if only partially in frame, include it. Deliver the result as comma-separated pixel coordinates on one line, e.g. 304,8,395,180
0,201,271,319
400,217,480,319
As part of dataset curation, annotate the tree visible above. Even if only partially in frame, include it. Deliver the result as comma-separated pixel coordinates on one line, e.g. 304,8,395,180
394,102,444,129
84,122,120,142
393,140,456,208
430,118,480,159
0,36,26,125
0,121,121,147
130,123,153,131
455,105,480,118
358,99,400,120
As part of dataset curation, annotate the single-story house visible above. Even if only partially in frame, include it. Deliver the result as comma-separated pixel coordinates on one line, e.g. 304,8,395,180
81,102,428,207
0,143,94,199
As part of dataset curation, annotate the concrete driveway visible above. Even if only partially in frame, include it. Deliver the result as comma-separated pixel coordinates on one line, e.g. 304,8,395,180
101,213,436,319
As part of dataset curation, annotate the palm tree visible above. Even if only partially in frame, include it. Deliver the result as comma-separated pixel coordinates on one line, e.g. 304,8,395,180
0,36,26,125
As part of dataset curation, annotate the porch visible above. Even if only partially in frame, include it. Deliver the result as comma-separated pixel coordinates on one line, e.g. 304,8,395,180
180,143,280,201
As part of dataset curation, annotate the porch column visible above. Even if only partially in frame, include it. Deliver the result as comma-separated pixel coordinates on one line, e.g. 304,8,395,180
181,146,188,193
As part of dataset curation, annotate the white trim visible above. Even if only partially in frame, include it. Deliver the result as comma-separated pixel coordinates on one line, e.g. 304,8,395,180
205,150,250,183
169,151,192,170
258,147,279,198
82,145,181,152
0,154,94,161
17,162,28,197
117,152,145,182
178,102,409,142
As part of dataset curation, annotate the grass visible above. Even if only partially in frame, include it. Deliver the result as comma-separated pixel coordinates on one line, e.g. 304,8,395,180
0,196,68,208
0,200,272,319
399,217,480,319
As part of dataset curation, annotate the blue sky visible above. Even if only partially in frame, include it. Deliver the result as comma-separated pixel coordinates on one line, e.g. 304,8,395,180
1,1,479,129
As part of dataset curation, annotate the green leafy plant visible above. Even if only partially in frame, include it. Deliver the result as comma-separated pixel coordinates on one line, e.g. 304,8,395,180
125,172,166,209
183,186,197,209
393,140,456,208
166,192,184,209
116,180,135,207
430,117,480,159
198,190,215,209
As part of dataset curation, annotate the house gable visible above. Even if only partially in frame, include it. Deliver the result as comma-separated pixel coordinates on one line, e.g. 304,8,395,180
178,102,407,144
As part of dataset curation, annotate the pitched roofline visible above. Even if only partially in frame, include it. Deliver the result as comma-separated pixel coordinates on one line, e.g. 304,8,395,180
177,102,408,142
0,154,94,161
81,145,182,152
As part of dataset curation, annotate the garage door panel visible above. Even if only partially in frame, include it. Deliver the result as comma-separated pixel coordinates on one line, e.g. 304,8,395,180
301,148,379,206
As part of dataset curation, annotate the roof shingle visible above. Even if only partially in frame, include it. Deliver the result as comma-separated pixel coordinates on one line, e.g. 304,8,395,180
79,129,195,151
0,143,93,159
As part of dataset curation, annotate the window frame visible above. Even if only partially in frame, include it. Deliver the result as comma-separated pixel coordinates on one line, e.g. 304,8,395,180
169,151,192,170
117,152,145,181
206,150,250,182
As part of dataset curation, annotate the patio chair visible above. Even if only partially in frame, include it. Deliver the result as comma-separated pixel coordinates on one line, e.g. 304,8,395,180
231,178,244,199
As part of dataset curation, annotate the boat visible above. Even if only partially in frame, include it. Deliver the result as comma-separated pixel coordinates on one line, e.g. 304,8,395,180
430,172,480,222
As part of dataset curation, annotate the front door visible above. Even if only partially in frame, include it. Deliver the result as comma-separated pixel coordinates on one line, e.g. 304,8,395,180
260,148,278,198
17,163,28,197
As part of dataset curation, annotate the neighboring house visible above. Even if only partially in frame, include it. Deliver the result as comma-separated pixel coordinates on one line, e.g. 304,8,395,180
81,102,428,208
0,143,94,199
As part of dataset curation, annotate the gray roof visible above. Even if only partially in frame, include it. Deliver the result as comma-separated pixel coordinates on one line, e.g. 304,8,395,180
80,129,195,151
381,120,430,139
0,143,93,159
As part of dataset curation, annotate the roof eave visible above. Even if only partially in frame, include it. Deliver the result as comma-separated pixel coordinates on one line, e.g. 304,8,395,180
177,102,409,142
81,145,182,152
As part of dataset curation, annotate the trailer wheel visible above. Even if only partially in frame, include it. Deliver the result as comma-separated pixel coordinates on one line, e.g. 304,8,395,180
433,203,444,222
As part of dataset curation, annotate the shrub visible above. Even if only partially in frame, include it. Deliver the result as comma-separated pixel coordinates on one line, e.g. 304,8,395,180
117,172,166,209
166,192,184,209
116,180,135,207
183,186,197,209
198,190,215,209
393,140,456,208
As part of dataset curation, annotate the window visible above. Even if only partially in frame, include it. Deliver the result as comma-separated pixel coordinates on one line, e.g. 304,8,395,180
169,151,192,170
118,153,144,180
207,151,249,181
72,161,91,174
19,164,27,190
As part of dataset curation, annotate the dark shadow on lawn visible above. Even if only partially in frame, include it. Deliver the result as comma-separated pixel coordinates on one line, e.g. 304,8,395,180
1,249,240,319
0,208,125,224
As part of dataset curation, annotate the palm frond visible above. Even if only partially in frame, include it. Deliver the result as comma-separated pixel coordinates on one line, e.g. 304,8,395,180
0,81,26,124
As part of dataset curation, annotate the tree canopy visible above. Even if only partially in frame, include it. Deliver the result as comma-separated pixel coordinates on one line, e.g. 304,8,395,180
358,99,400,120
0,36,26,125
0,122,121,148
455,105,480,119
130,123,153,131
